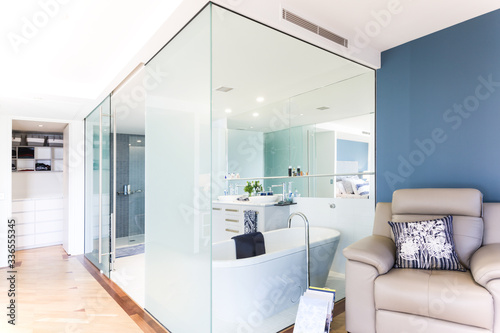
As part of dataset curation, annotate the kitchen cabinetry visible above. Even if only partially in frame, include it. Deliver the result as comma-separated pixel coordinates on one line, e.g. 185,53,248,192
212,202,290,242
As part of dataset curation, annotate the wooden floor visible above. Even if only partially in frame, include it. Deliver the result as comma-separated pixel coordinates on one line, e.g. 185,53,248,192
0,245,161,333
0,245,347,332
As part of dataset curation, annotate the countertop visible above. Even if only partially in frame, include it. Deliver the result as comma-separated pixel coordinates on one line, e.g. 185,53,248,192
212,200,294,207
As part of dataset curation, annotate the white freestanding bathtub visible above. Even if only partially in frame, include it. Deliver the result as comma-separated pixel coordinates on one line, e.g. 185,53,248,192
212,227,340,332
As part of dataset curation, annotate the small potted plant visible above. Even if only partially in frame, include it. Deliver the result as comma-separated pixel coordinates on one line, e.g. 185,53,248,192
244,181,254,197
253,181,263,195
244,181,263,197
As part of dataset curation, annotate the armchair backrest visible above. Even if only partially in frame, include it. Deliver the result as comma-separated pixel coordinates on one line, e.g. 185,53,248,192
372,188,484,269
482,202,500,245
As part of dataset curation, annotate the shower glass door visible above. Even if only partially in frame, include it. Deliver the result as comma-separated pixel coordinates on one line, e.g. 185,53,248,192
84,96,112,276
110,67,146,306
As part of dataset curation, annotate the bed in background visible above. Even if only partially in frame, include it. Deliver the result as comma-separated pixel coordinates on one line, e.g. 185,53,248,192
336,161,370,199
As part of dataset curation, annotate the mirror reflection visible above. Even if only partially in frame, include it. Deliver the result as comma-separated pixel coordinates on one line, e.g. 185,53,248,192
218,72,374,199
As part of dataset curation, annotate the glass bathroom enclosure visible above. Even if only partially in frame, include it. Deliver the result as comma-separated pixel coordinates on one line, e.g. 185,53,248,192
85,3,375,332
144,3,375,333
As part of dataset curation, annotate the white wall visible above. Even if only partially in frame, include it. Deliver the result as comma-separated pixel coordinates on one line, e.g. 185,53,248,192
289,197,375,275
0,114,12,267
12,172,63,199
63,121,85,255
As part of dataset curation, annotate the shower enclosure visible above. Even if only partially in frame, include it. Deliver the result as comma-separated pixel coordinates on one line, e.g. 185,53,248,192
84,68,146,305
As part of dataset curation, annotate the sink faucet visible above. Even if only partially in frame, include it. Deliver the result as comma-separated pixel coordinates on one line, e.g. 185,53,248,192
288,212,310,288
271,183,286,203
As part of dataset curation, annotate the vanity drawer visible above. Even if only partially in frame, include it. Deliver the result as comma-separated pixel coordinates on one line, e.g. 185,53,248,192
223,207,241,217
224,217,241,224
223,226,242,238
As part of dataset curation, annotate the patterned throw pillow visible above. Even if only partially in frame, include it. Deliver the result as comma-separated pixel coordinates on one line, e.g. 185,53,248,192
388,215,466,271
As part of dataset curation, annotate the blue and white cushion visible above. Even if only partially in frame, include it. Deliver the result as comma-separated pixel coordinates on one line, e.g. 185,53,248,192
355,182,369,196
388,215,465,271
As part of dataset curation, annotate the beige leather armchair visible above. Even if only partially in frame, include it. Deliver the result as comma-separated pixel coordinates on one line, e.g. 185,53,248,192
343,188,500,333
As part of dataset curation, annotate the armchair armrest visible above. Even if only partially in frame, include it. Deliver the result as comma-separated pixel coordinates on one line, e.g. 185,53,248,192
470,243,500,288
343,235,396,275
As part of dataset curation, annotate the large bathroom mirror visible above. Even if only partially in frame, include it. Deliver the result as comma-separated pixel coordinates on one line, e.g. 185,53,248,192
212,8,375,200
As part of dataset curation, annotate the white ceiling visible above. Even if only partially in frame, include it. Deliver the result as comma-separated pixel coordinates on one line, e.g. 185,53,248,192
283,0,500,51
1,0,499,131
12,119,67,133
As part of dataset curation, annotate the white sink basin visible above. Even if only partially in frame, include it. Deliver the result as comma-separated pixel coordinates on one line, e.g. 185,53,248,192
248,195,280,203
217,195,243,202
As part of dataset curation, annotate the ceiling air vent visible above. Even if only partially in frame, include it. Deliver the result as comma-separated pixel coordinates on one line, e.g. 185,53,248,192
282,8,348,48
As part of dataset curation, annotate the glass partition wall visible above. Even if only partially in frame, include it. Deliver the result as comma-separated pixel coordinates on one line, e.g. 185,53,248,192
211,6,374,332
110,67,146,306
144,6,211,332
85,3,375,332
84,97,111,276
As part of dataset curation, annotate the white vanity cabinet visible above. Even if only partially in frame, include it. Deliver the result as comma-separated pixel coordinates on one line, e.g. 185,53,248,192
212,202,290,242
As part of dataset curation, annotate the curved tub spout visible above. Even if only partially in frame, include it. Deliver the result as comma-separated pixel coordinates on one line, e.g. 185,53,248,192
287,212,310,288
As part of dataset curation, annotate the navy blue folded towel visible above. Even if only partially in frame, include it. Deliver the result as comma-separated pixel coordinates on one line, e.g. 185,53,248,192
232,232,266,259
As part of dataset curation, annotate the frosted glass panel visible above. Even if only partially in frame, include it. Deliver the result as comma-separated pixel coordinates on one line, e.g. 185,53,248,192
84,96,111,276
144,6,211,332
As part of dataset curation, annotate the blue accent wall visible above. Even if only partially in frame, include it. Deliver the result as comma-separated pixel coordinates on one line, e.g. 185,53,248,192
337,139,369,172
377,9,500,202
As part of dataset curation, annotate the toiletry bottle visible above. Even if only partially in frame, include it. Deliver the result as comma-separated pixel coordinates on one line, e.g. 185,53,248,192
288,166,292,177
292,167,296,177
297,166,301,176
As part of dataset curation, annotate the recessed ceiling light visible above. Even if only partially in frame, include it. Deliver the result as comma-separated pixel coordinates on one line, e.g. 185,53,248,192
225,108,232,113
317,106,330,110
252,112,259,117
300,113,304,116
216,86,233,93
137,140,142,143
38,124,44,127
256,97,264,102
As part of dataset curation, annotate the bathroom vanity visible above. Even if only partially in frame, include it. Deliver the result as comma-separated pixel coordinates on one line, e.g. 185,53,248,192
212,201,290,242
